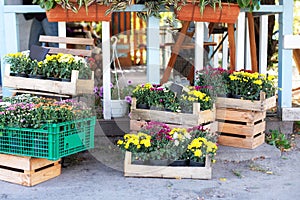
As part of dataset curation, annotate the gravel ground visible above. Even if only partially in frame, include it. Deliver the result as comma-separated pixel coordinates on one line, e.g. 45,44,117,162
0,127,299,200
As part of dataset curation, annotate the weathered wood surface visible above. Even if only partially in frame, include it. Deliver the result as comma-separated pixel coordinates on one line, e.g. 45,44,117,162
0,154,61,187
124,152,212,179
4,65,94,96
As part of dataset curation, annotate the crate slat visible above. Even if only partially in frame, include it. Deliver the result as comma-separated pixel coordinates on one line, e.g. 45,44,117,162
216,94,276,111
124,152,211,179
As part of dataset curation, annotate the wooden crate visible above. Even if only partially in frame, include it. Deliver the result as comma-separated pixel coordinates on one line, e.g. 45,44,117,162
0,154,61,186
216,108,266,149
3,65,94,96
216,93,276,112
130,119,218,134
130,98,216,127
124,152,211,179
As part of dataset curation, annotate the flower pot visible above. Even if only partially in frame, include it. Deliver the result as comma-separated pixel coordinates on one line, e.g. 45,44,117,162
16,73,27,78
111,100,129,118
47,77,62,81
61,78,71,82
169,159,189,167
46,4,112,22
131,160,145,165
189,160,205,167
150,106,164,111
176,3,240,23
148,159,171,166
136,104,149,109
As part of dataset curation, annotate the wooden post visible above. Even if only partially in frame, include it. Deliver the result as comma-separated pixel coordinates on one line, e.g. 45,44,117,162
247,12,258,72
227,23,236,71
160,21,190,84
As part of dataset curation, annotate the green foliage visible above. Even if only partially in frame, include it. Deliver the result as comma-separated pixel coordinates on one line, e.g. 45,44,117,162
266,129,291,151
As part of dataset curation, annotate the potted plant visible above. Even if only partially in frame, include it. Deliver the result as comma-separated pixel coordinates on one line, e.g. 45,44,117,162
4,51,32,77
132,83,154,109
94,79,134,118
227,70,277,100
179,86,213,113
117,132,152,164
195,66,231,99
186,136,218,166
33,0,113,22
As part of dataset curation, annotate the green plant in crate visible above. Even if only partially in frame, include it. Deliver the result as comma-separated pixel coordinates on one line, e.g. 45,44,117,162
266,129,291,151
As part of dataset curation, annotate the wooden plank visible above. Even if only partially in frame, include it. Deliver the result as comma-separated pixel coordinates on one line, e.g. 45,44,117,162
124,152,211,179
10,90,70,98
218,121,265,137
130,120,218,133
30,164,61,186
227,23,236,70
161,21,191,84
3,65,94,96
216,108,265,123
218,133,265,149
247,12,258,72
216,95,276,111
47,47,92,57
39,35,94,45
283,35,300,49
293,49,300,73
282,107,300,121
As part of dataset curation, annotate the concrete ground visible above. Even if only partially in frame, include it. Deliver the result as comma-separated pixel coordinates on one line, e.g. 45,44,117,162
0,121,299,200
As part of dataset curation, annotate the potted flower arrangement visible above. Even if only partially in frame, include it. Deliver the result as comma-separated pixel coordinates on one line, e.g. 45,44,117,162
33,0,113,22
4,51,35,77
195,66,231,99
118,121,218,167
0,94,95,160
227,70,277,100
179,86,213,113
94,79,134,118
0,94,93,129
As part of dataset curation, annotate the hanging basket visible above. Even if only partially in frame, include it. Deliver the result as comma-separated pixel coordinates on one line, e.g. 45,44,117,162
175,3,240,23
46,3,112,22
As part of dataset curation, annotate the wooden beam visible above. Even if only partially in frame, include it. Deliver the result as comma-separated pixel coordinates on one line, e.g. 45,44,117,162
160,21,191,84
247,12,258,72
227,23,236,71
293,49,300,73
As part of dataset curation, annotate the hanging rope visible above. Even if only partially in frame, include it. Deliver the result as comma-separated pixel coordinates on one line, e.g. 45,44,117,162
111,36,128,100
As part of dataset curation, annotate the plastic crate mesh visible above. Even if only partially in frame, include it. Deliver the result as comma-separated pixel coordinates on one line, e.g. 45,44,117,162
0,117,95,160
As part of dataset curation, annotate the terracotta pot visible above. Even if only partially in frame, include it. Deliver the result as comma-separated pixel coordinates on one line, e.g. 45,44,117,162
176,3,240,23
46,4,112,22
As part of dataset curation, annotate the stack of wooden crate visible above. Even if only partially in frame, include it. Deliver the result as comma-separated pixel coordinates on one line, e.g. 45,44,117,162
216,93,276,149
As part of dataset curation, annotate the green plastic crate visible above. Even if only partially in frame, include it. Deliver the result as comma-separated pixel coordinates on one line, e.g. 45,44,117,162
0,116,96,160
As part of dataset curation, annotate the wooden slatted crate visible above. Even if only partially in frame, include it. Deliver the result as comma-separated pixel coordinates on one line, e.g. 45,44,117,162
130,98,216,128
3,65,94,96
0,154,61,186
217,108,266,149
124,152,212,179
216,93,275,149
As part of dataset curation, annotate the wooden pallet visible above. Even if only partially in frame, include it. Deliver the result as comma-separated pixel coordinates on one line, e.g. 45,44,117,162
3,65,94,96
0,154,61,186
130,98,216,127
216,108,266,149
124,152,211,179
